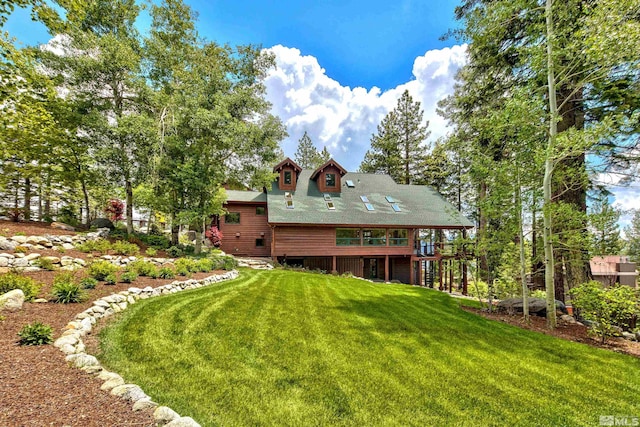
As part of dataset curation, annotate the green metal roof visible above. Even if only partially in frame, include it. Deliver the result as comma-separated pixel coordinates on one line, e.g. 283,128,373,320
225,190,267,203
266,170,473,228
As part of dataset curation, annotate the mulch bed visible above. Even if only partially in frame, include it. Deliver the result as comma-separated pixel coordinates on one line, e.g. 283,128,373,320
0,220,218,426
462,306,640,358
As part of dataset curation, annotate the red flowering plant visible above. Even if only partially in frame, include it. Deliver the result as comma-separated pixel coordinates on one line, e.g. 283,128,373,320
205,226,223,248
104,199,125,222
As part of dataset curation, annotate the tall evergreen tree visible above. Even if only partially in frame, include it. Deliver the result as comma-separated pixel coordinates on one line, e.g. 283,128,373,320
623,210,640,263
589,196,622,256
360,90,430,184
294,131,323,169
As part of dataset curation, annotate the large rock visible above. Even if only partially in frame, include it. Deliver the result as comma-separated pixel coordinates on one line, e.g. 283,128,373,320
0,237,17,251
0,289,25,312
496,297,567,317
51,222,76,231
166,417,201,427
154,406,180,424
111,384,148,402
90,218,115,230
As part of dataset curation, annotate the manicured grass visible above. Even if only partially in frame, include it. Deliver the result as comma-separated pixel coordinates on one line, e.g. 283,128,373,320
99,270,640,426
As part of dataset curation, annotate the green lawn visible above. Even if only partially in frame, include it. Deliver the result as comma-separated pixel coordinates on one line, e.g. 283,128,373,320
99,269,640,426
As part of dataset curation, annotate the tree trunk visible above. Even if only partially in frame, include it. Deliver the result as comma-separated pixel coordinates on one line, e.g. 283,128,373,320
544,0,557,329
44,174,51,221
478,181,489,283
517,167,529,323
125,180,134,234
23,177,31,221
37,178,43,221
81,179,91,228
171,212,179,245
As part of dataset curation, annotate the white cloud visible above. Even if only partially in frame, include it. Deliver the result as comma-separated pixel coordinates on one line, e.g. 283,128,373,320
263,44,468,171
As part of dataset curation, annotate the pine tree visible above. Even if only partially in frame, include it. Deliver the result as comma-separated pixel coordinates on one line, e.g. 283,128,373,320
294,131,323,169
624,210,640,263
589,196,622,255
360,90,429,184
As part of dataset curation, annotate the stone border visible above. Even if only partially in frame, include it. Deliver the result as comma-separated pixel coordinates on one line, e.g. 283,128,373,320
54,270,239,427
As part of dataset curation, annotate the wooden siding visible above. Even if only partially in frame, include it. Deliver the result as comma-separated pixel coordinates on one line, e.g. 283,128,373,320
315,165,343,194
337,257,362,276
220,203,271,257
278,165,298,192
272,226,415,257
391,257,411,283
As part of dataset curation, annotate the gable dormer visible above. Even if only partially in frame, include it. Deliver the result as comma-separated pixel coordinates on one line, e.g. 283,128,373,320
273,157,302,191
310,159,347,194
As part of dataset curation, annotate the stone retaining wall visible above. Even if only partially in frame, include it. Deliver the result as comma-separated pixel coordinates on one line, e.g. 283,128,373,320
54,270,239,427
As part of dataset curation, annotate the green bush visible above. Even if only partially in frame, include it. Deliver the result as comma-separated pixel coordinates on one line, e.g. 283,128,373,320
0,273,41,301
158,267,175,279
174,258,195,276
52,273,87,303
197,258,215,272
128,260,158,277
80,277,98,289
112,240,140,256
76,239,112,254
18,322,53,346
120,270,138,283
139,234,170,249
88,260,119,281
104,273,118,285
35,257,56,271
570,281,639,343
145,247,158,256
166,246,183,258
222,256,237,271
530,289,546,299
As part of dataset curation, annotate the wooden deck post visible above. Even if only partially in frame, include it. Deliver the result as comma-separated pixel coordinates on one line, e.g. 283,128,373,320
384,255,389,282
438,258,444,291
332,256,337,273
449,260,453,293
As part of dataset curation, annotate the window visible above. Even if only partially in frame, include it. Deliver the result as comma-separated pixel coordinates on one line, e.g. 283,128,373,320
326,201,336,210
285,200,294,209
391,203,401,212
225,212,240,224
255,238,265,247
336,228,360,246
325,173,336,187
364,203,375,211
346,180,355,188
256,206,266,215
363,229,386,245
389,229,408,246
385,196,395,203
323,193,332,201
284,170,292,185
360,195,369,203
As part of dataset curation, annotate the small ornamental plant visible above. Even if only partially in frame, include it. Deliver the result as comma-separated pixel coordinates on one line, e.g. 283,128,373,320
120,270,138,283
18,322,53,346
104,199,125,222
205,226,223,248
88,260,119,281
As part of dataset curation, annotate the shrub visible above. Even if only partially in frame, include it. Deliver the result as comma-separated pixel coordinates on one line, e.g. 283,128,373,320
88,260,119,281
35,257,56,271
205,226,223,248
158,267,175,279
105,199,125,222
174,258,195,276
166,246,183,258
52,273,86,303
76,239,112,254
18,322,53,345
139,234,170,249
222,256,237,271
104,273,118,285
145,247,158,256
530,289,547,299
120,270,138,283
0,273,41,300
14,245,28,254
128,260,158,277
6,208,24,222
197,258,215,272
111,240,140,256
570,281,639,343
80,277,98,289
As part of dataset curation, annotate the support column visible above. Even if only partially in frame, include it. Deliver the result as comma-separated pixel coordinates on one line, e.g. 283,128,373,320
462,260,468,295
449,260,454,293
332,256,337,273
417,258,422,287
438,258,444,291
384,255,389,282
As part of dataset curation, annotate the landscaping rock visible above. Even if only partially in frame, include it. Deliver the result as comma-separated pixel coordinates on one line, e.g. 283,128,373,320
154,406,180,424
65,353,99,368
622,331,637,341
97,371,122,382
133,399,158,412
0,237,17,250
496,297,567,317
110,384,148,402
166,417,201,427
559,314,577,325
11,235,28,244
0,289,25,312
101,377,125,391
90,218,114,230
0,257,7,267
33,298,48,303
51,222,76,231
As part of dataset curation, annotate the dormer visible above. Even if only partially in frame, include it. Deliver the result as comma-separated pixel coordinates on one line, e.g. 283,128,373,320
311,159,347,194
273,157,302,191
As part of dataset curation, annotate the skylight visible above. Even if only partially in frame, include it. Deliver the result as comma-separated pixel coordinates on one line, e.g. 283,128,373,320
285,199,294,209
360,195,369,203
326,201,336,210
391,203,401,212
385,196,395,203
365,203,375,211
323,193,332,201
346,180,355,188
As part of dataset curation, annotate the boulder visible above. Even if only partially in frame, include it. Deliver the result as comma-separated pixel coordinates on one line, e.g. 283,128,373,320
166,417,201,427
101,377,125,391
133,399,158,412
0,258,7,267
154,406,180,424
90,218,115,230
496,297,567,317
0,289,25,312
0,237,17,250
65,353,99,368
51,222,76,231
11,235,28,244
110,384,148,402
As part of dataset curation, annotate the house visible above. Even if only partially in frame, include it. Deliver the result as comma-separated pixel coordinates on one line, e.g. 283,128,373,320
590,256,638,288
216,158,473,289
